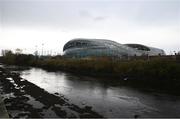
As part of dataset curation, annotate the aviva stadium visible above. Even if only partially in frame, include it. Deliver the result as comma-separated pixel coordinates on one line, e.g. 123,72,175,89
63,38,165,58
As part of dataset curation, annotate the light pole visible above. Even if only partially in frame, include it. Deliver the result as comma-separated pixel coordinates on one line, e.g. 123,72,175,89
35,45,38,56
42,43,44,56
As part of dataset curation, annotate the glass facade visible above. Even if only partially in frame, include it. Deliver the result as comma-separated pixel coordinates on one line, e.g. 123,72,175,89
63,38,165,58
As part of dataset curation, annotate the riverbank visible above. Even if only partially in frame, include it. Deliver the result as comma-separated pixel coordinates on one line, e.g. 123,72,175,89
0,65,102,118
1,53,180,95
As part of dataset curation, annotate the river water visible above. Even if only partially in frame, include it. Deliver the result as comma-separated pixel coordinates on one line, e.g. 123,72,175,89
19,67,180,118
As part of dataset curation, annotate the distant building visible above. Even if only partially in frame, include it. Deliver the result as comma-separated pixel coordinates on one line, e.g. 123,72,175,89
63,38,165,58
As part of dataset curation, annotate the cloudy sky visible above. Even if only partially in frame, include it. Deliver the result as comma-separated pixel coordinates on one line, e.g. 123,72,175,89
0,0,179,55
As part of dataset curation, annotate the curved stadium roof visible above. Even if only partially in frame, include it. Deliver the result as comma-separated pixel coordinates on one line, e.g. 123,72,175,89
63,38,165,58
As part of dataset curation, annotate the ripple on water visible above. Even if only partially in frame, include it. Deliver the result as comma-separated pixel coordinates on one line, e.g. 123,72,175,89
19,67,180,118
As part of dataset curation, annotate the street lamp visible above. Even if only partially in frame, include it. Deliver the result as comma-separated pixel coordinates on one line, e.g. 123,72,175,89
42,43,44,56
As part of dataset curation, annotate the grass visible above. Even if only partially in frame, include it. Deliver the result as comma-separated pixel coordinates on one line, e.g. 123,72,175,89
1,51,180,94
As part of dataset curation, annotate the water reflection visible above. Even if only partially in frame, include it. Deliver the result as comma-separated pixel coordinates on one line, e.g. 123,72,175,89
20,68,180,118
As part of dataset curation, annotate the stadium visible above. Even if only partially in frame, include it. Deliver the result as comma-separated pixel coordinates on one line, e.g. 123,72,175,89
63,38,165,58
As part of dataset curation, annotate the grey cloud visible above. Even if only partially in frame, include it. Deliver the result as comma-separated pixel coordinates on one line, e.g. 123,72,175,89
0,0,179,29
79,10,92,18
94,16,106,21
133,1,180,25
79,10,107,21
0,1,95,30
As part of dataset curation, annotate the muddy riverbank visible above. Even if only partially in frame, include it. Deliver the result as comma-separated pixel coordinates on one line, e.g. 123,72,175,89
1,64,180,118
0,66,102,118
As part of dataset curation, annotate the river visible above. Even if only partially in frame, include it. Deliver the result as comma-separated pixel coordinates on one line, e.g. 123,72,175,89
17,67,180,118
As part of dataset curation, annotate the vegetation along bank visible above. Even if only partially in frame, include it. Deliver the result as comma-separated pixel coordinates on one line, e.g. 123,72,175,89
1,51,180,95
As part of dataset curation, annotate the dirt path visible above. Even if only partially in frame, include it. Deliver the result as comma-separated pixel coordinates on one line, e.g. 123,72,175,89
0,66,102,118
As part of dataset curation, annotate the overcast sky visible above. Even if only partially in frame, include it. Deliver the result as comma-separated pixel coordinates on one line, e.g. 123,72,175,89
0,0,179,54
